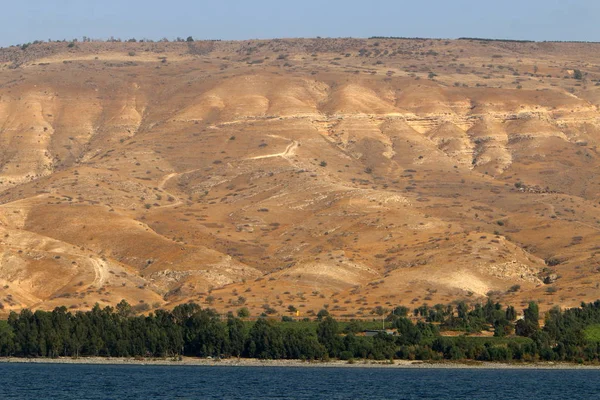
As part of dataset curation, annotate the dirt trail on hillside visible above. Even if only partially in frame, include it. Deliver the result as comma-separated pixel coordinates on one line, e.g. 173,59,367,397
89,258,108,288
156,170,199,209
248,135,299,161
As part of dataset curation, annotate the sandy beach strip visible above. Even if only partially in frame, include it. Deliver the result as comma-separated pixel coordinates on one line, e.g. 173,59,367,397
0,357,599,369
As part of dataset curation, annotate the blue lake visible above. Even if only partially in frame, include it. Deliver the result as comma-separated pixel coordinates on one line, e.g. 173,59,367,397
1,363,600,399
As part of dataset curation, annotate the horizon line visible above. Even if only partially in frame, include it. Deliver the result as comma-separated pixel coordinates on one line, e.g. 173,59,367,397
5,35,600,48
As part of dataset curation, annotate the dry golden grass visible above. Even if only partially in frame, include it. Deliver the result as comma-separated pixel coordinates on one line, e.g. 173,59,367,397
1,38,600,316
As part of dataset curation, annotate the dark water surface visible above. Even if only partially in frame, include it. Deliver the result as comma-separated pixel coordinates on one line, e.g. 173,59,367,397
1,363,600,399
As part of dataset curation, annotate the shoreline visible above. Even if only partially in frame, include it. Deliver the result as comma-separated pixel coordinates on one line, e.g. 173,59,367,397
1,356,599,369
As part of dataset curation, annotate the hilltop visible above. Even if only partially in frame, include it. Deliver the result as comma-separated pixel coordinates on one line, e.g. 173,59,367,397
1,37,600,317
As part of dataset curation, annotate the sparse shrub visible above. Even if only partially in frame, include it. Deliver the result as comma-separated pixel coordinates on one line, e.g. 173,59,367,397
508,285,521,293
132,303,151,313
263,306,277,315
545,257,562,267
237,307,250,318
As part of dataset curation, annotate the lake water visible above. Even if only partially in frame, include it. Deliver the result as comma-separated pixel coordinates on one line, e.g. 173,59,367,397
1,363,599,399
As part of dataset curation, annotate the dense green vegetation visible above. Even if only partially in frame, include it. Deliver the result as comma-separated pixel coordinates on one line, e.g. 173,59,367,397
583,324,600,343
3,300,600,363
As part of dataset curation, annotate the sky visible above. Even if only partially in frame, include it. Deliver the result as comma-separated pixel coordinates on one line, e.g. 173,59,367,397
3,0,600,47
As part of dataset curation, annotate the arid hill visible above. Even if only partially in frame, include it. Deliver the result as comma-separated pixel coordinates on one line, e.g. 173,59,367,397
2,38,600,317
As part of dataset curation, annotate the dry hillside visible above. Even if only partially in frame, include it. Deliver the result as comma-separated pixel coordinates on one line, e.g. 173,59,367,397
1,38,600,317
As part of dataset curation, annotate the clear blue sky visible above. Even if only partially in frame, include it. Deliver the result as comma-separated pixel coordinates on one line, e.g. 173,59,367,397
3,0,600,47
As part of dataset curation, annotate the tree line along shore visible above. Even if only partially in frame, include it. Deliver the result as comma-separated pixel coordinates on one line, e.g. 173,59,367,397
2,300,600,363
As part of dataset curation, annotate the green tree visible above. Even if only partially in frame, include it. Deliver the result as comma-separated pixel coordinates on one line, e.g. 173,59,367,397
392,306,409,317
317,316,340,357
516,301,540,337
316,308,329,320
246,318,284,359
116,300,132,318
505,306,517,321
0,320,14,356
524,301,539,327
372,306,389,329
237,307,250,318
227,316,246,357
